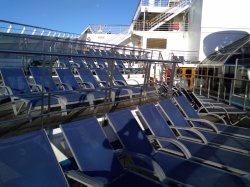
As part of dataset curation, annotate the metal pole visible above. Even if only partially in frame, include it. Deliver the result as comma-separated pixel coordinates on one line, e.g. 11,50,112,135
243,81,248,111
217,77,221,101
233,58,238,96
143,10,146,31
208,77,211,98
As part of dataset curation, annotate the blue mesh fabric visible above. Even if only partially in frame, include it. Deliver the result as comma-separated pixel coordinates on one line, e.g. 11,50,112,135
175,96,200,118
138,103,177,148
78,67,100,88
1,68,31,95
108,109,154,156
30,67,58,92
56,69,81,90
0,130,68,187
61,117,124,183
159,99,190,128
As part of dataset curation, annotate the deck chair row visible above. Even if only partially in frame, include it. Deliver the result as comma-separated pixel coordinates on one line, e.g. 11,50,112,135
0,126,169,186
3,99,250,186
173,87,249,125
58,56,144,73
0,66,153,119
58,108,250,187
59,56,154,93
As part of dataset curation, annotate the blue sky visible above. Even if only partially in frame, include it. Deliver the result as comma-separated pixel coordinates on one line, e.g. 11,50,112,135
0,0,139,34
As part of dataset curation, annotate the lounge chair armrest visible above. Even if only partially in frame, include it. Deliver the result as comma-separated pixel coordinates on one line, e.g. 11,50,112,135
57,83,73,91
72,62,80,68
185,117,220,133
148,135,191,159
125,79,140,85
66,170,106,187
98,81,107,86
29,83,42,92
115,149,167,182
199,113,227,124
0,85,13,95
114,80,127,86
172,126,208,144
81,82,95,89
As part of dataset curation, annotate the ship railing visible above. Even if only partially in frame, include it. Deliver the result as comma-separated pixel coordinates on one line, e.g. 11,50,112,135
0,31,166,61
0,49,178,127
141,0,169,7
88,24,130,35
193,74,250,111
133,21,189,31
0,20,80,39
168,50,199,62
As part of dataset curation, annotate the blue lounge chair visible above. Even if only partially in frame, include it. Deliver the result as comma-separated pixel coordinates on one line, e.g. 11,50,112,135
30,67,92,111
115,59,144,74
0,68,61,118
174,96,250,139
107,109,250,187
0,130,69,187
182,89,246,115
138,103,250,175
57,56,72,68
71,57,87,68
60,117,168,187
76,67,131,100
84,57,98,69
113,67,156,95
55,68,113,103
94,67,142,97
96,58,107,69
158,99,250,155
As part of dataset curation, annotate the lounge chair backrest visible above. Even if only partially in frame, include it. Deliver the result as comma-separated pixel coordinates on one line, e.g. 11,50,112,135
107,109,154,156
175,96,200,118
60,117,124,181
30,67,58,92
1,68,31,95
58,57,71,68
56,69,81,90
84,57,97,68
96,58,107,68
187,92,203,108
158,99,190,128
94,68,109,83
138,103,177,146
77,67,100,88
0,130,69,186
72,57,87,68
113,68,127,85
115,59,126,69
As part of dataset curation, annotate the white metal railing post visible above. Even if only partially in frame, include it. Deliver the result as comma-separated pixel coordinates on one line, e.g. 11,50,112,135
243,81,248,111
233,58,238,95
207,77,211,98
32,28,36,35
41,30,44,36
217,78,221,101
7,24,12,33
21,26,26,34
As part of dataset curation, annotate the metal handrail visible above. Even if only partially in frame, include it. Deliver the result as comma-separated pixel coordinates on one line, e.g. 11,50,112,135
0,19,80,39
88,24,130,34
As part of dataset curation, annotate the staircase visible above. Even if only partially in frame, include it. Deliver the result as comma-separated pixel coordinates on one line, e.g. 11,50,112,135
133,0,192,31
149,4,190,31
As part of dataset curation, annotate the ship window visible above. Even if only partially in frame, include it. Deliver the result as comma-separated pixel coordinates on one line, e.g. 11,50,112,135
146,38,167,49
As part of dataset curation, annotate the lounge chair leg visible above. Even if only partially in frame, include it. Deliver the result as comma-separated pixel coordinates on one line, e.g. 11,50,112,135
87,94,95,110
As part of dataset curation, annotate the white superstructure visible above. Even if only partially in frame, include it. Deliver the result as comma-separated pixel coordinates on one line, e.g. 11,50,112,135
81,0,250,62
